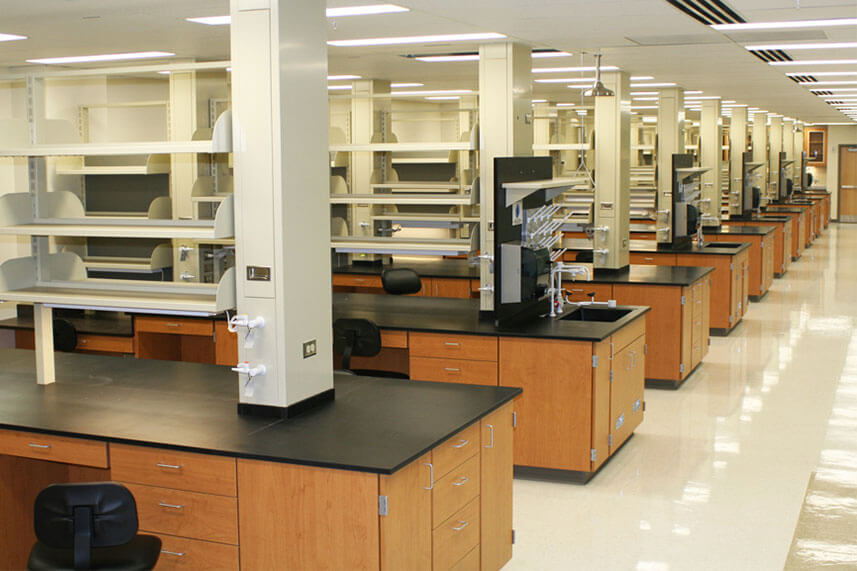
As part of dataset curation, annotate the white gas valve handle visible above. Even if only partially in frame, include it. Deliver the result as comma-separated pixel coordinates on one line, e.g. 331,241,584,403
231,362,267,378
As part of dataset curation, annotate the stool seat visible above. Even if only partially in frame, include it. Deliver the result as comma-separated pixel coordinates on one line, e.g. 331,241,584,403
28,535,162,571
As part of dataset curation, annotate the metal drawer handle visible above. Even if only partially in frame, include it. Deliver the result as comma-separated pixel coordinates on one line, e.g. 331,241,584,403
158,502,184,510
165,323,181,328
452,521,470,532
485,423,495,449
444,367,461,373
444,342,461,347
161,550,186,557
453,476,469,487
28,443,51,450
157,463,183,470
452,439,469,449
424,463,434,490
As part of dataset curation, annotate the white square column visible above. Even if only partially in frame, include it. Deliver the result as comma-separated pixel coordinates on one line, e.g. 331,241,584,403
478,42,533,311
230,0,332,416
728,106,748,216
593,71,631,271
793,123,805,188
700,98,722,224
751,111,769,203
769,115,783,199
656,87,685,243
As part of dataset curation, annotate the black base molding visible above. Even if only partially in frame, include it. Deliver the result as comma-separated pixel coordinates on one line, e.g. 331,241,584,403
237,388,335,419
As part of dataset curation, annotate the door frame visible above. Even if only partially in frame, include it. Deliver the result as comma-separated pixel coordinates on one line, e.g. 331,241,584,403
838,144,857,223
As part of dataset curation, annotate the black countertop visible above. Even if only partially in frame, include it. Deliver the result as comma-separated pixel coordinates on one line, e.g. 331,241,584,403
333,293,649,342
703,225,775,236
0,349,519,475
335,258,478,279
0,314,134,336
587,265,714,286
760,208,804,214
724,216,790,223
563,238,751,256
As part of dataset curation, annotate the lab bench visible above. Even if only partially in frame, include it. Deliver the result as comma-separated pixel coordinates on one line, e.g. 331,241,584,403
758,208,807,260
765,200,819,247
701,226,776,301
0,348,519,570
720,216,793,277
332,293,650,478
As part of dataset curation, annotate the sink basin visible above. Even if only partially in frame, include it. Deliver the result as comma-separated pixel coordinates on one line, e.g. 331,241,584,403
560,307,632,322
703,242,743,249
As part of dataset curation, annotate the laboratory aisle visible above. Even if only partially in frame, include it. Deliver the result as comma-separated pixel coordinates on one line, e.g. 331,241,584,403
510,224,857,570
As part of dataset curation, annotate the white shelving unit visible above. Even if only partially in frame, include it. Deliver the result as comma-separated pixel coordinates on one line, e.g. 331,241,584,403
55,154,171,175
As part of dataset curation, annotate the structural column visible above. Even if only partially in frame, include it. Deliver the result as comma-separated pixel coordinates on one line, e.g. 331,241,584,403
656,87,684,243
700,98,722,224
751,111,769,203
593,71,630,270
793,122,805,188
728,106,748,216
230,0,332,414
769,115,783,199
478,42,533,311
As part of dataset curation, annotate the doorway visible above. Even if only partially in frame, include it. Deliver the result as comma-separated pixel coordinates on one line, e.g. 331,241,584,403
840,145,857,223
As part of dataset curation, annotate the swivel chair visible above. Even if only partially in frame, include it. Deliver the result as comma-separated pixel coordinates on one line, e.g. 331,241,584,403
333,318,408,379
28,482,161,571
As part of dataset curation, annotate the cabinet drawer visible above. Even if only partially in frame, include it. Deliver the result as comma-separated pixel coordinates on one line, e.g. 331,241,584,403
410,333,497,362
449,547,479,571
432,498,480,571
111,444,236,497
77,334,134,354
432,423,479,479
155,534,239,570
332,274,382,288
0,429,108,468
629,252,676,265
126,483,238,545
135,317,213,336
410,357,498,386
433,455,480,526
611,315,646,354
381,330,408,349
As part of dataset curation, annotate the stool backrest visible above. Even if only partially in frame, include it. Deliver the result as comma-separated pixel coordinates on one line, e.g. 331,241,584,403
381,268,422,295
333,318,382,370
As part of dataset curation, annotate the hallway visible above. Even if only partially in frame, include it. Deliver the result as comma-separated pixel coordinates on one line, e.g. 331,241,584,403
510,224,857,570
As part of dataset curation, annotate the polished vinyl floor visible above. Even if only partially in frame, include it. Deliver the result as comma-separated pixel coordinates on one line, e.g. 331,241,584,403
509,223,857,570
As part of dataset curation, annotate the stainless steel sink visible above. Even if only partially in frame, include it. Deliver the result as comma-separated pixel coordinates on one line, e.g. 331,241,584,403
560,306,632,322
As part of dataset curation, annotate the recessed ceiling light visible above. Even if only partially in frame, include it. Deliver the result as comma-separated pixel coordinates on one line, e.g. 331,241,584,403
27,51,175,65
425,96,460,100
390,89,473,96
391,82,424,88
812,87,857,92
533,66,619,74
787,71,857,77
800,80,857,86
328,75,361,80
556,103,576,107
770,59,857,66
634,97,658,101
746,42,857,51
822,96,857,100
415,54,479,62
535,77,595,84
685,91,703,95
187,5,410,25
329,32,506,47
532,51,573,59
642,116,658,123
0,33,27,42
631,105,658,110
631,83,677,88
328,85,353,91
157,71,171,75
631,76,654,81
632,91,658,96
711,18,857,31
685,95,721,100
533,99,547,103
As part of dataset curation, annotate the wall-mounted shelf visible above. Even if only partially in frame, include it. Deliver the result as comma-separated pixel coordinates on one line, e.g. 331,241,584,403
532,143,591,151
331,236,473,256
55,154,171,175
369,213,477,228
329,141,474,153
330,193,476,206
0,253,235,315
503,178,578,207
82,243,173,274
370,182,471,192
676,167,711,180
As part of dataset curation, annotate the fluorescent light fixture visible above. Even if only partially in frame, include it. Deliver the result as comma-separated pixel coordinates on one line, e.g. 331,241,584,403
532,51,572,59
425,96,460,100
685,95,721,100
533,99,547,103
328,74,361,80
770,59,857,66
328,32,505,47
0,33,27,42
822,96,857,100
642,116,658,123
27,51,175,65
157,71,171,75
800,81,857,86
188,5,409,25
631,91,658,96
631,105,658,110
633,97,659,101
326,4,409,17
390,89,473,96
415,54,479,62
685,91,703,95
747,42,857,51
788,71,857,77
711,18,857,31
812,87,857,92
328,85,353,91
631,82,677,88
533,66,619,74
391,82,424,88
631,76,654,81
556,103,576,107
536,77,595,84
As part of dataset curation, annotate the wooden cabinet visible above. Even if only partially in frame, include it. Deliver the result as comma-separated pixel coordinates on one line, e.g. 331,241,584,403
15,329,133,355
479,404,514,571
561,282,613,303
629,252,677,265
410,332,498,386
332,273,476,299
427,277,472,299
805,126,826,166
0,429,108,468
134,316,216,364
214,320,238,366
410,332,498,362
675,252,745,334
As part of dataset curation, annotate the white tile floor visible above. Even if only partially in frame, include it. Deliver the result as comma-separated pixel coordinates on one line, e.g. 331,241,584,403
508,223,857,571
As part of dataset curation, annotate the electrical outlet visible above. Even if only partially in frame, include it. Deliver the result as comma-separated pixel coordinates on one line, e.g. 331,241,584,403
302,339,317,359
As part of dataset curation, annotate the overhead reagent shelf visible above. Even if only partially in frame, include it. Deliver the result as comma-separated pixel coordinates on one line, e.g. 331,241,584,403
675,166,711,180
330,193,476,206
55,154,171,175
0,191,234,239
329,141,475,152
82,243,173,274
331,236,474,256
0,253,235,316
0,111,232,156
502,178,579,207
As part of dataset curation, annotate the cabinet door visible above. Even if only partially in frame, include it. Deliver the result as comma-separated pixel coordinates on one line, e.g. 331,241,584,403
215,321,238,366
380,453,432,571
563,283,613,303
481,403,514,571
610,335,646,454
432,278,471,299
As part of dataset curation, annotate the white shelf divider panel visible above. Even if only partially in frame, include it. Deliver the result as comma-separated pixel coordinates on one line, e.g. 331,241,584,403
330,193,476,206
331,236,474,256
0,253,234,315
82,243,173,273
55,154,171,175
0,192,234,239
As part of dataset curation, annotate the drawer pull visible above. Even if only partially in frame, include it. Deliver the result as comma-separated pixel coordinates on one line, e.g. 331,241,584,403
444,367,461,373
444,342,461,347
451,439,469,449
452,476,469,487
424,462,434,491
156,463,183,470
161,550,186,557
485,423,495,449
165,323,181,328
28,443,51,450
451,521,470,532
158,502,185,510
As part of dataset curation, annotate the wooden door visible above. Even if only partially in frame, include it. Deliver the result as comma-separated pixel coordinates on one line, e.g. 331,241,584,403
480,403,514,571
840,145,857,223
432,277,472,298
379,454,432,571
610,335,646,453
